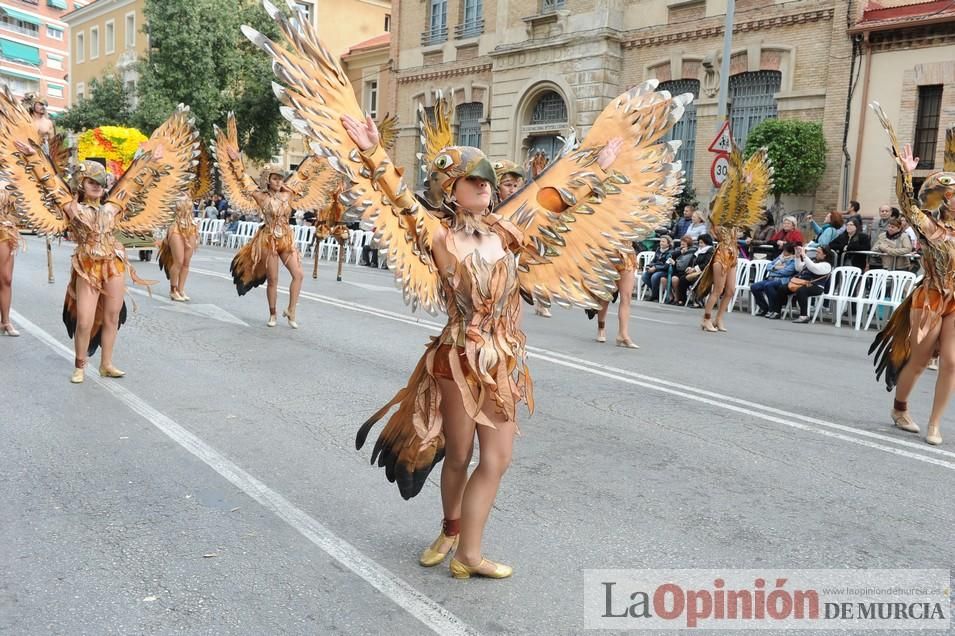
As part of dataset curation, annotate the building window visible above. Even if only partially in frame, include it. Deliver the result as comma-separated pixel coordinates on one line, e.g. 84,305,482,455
75,31,84,62
0,12,40,39
384,14,391,32
89,26,99,59
530,91,567,125
47,25,63,40
456,102,482,148
0,73,39,95
915,85,943,170
105,20,115,54
541,0,566,14
457,0,483,38
47,54,63,70
365,80,378,119
294,2,313,22
660,79,700,187
75,81,85,100
47,83,63,98
728,70,781,149
423,0,447,45
125,12,136,48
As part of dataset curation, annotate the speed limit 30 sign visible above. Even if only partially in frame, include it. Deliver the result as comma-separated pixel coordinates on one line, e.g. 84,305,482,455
710,153,729,188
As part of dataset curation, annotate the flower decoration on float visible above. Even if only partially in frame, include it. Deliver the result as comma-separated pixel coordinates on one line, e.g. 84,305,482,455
76,126,148,177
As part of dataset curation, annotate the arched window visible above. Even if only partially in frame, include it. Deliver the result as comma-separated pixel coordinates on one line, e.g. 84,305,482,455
728,71,781,149
530,91,567,126
456,102,482,148
659,79,700,187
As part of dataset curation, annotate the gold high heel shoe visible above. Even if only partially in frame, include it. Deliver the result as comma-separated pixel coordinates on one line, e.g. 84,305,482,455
71,358,86,384
283,309,298,329
596,320,607,343
180,291,191,301
616,336,639,349
926,424,943,446
715,318,728,332
891,409,920,434
267,314,277,328
1,323,20,337
170,290,186,302
419,532,459,567
99,365,126,378
449,557,513,580
700,314,718,332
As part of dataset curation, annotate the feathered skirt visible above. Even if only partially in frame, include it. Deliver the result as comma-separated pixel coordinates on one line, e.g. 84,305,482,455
230,226,296,296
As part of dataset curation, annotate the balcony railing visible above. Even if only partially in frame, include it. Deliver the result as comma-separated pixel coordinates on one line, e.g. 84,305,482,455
455,18,484,39
540,0,565,13
0,21,39,38
420,25,448,46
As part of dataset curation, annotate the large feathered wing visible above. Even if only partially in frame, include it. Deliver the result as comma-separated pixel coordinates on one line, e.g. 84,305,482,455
497,81,691,309
190,145,213,200
112,105,199,237
243,2,443,314
211,113,261,215
710,146,773,230
285,155,338,211
377,113,399,152
0,87,70,236
47,132,71,177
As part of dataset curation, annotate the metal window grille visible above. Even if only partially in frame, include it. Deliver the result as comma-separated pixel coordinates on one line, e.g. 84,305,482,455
660,79,700,187
423,0,448,45
915,85,942,170
530,91,567,125
541,0,566,14
456,102,482,148
728,71,781,149
458,0,483,38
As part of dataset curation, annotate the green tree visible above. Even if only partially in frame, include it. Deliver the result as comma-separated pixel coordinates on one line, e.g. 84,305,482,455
135,0,288,161
744,119,827,209
57,74,135,132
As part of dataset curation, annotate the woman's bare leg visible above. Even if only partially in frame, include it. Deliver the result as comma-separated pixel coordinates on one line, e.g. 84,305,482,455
177,236,195,296
73,277,100,365
265,253,280,320
455,400,516,570
895,308,940,405
98,274,126,370
926,313,955,441
280,249,304,318
596,300,610,341
703,261,726,316
715,266,737,330
616,269,635,341
0,241,14,326
168,232,184,295
433,377,477,553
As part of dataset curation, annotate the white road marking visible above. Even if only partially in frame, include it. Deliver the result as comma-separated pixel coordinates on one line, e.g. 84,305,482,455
10,310,480,636
190,267,955,470
344,281,402,294
127,287,250,327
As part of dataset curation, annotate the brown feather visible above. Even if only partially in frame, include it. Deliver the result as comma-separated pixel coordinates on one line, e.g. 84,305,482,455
229,238,268,296
869,291,915,391
377,113,399,152
190,145,213,200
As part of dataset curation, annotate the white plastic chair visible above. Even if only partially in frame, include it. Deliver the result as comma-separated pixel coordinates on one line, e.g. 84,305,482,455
810,266,862,327
294,225,315,256
851,269,891,330
860,270,917,331
634,250,656,300
744,260,772,315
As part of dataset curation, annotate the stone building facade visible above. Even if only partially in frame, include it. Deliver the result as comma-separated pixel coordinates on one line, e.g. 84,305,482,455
846,0,955,217
390,0,853,211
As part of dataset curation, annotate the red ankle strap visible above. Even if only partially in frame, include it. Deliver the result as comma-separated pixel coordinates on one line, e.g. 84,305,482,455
442,518,461,536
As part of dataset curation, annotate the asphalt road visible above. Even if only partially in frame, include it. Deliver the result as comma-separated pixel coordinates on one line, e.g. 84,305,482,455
2,236,953,635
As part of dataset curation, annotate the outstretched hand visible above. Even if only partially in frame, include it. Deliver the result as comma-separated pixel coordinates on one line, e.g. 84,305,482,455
898,143,919,173
14,140,34,157
597,137,624,171
342,114,380,152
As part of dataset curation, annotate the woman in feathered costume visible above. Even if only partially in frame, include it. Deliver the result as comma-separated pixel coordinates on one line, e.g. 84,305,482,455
0,89,199,382
158,148,212,301
244,0,688,578
869,104,955,446
215,114,337,328
0,180,21,336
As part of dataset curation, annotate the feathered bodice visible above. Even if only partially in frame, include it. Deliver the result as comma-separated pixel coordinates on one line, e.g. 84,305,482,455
71,203,122,259
260,193,292,239
912,220,955,295
714,226,738,255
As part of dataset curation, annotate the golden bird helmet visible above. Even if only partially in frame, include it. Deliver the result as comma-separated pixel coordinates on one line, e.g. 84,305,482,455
257,164,290,190
493,159,524,183
21,92,48,111
71,160,109,190
917,171,955,217
422,146,498,210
